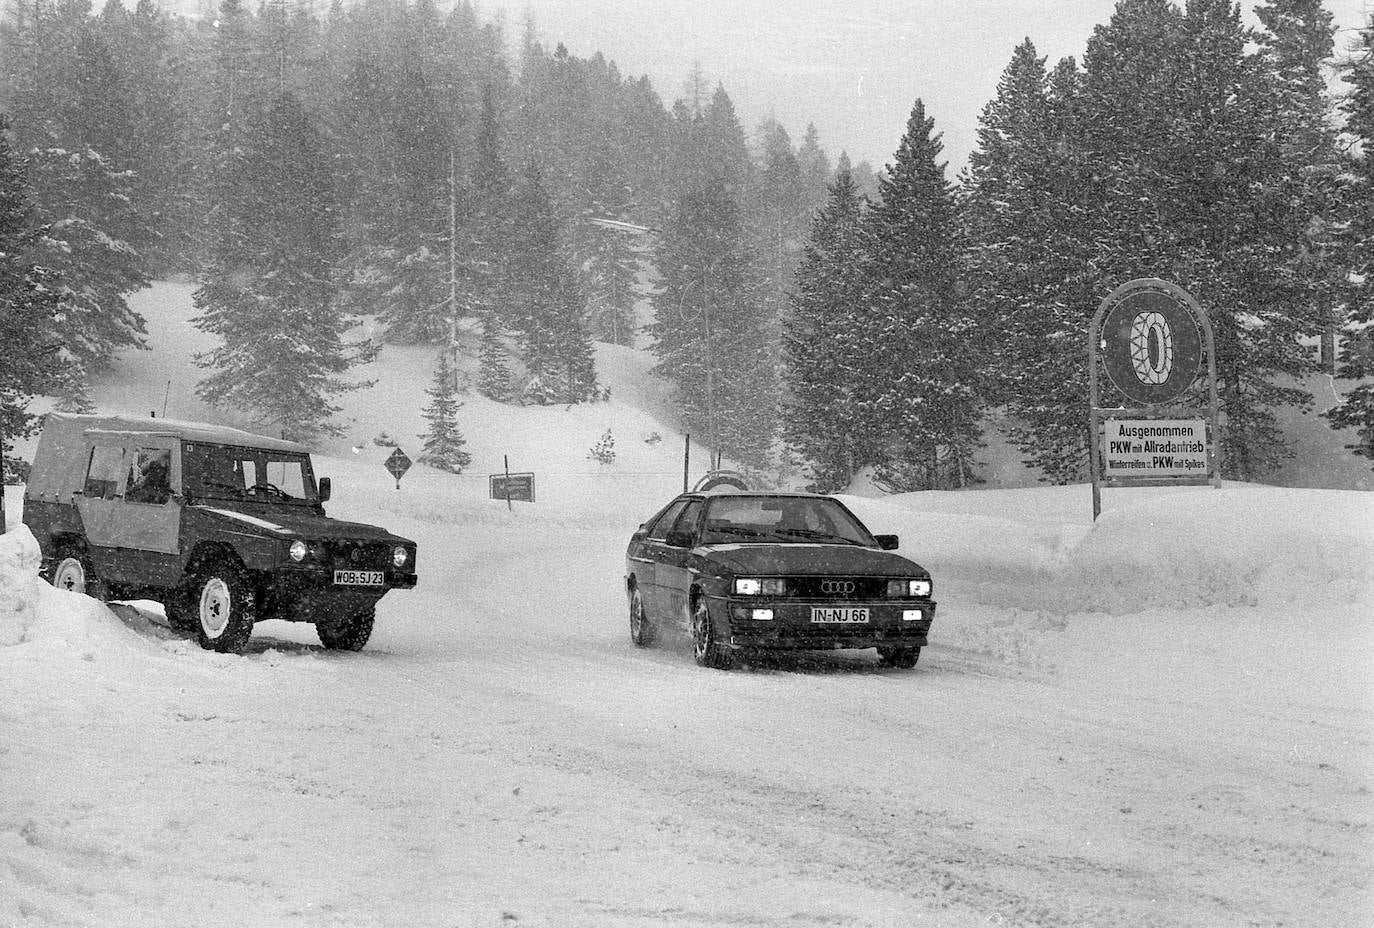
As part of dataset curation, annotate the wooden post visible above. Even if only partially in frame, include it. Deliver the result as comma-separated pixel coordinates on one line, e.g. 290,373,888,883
683,434,690,493
504,454,512,511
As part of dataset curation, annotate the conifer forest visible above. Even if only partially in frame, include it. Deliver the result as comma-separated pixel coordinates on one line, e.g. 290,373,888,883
1,0,1372,490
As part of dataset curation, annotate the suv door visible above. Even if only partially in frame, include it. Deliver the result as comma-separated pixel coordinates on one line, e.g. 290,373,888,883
74,441,127,564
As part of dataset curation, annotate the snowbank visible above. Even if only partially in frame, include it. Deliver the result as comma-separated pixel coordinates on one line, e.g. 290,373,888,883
847,484,1374,615
0,525,149,656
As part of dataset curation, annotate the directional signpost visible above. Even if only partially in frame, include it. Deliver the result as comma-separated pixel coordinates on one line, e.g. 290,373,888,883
1088,279,1221,519
489,455,535,510
384,447,412,490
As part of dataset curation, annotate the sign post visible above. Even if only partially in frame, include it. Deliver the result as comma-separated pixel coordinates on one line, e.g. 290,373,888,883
1088,279,1220,519
489,457,535,508
384,447,412,490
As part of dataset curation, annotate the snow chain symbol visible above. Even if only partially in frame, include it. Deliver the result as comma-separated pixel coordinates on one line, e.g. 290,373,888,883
1128,311,1174,385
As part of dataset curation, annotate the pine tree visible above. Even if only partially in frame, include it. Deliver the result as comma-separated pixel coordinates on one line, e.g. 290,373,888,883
650,86,776,469
1072,0,1326,480
506,163,599,404
782,161,873,492
1323,14,1374,464
861,100,980,491
0,115,63,481
588,428,616,464
194,91,375,442
419,351,472,473
961,43,1100,482
25,145,152,375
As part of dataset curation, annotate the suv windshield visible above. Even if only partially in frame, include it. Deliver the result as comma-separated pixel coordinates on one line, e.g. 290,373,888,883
182,442,318,504
700,496,876,546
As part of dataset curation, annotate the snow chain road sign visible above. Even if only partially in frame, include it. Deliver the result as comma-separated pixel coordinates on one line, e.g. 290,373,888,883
1100,288,1203,406
1088,279,1220,520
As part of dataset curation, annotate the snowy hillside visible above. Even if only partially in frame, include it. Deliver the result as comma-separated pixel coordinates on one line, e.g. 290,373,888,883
1,283,1372,928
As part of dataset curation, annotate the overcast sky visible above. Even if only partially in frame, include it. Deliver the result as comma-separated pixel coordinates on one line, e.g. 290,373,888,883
482,0,1374,174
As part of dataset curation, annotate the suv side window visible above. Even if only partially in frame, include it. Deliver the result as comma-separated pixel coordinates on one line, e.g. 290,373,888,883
125,447,173,504
84,446,125,499
646,500,690,542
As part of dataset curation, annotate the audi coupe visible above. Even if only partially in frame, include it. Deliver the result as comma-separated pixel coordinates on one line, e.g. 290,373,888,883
624,490,936,669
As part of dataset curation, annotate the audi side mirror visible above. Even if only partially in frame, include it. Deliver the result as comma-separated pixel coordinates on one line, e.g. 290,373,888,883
875,534,900,551
318,477,332,502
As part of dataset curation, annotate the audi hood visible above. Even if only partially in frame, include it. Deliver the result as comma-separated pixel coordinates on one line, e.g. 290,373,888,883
696,543,930,578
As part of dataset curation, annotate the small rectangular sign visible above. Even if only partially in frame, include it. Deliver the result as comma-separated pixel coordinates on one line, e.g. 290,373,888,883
1102,419,1209,477
489,472,536,503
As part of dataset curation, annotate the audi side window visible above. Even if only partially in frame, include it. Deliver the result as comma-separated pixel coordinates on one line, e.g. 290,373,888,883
646,500,690,542
84,446,124,499
672,500,704,540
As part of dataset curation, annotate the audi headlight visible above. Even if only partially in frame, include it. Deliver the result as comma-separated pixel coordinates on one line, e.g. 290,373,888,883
887,578,932,598
392,546,410,568
734,577,785,595
289,540,308,562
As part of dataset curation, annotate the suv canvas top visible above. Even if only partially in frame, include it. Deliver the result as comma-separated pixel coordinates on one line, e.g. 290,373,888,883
26,413,307,500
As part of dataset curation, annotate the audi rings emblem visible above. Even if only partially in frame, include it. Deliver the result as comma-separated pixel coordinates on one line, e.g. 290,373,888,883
820,579,855,594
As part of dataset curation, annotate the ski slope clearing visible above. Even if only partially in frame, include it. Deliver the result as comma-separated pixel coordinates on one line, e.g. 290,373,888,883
1,282,1372,927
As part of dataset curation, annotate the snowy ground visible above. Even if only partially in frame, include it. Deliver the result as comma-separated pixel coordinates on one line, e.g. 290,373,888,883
2,283,1372,927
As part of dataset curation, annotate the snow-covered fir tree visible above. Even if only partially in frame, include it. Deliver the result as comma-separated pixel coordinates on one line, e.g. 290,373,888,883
25,146,152,380
782,160,874,492
1323,14,1374,464
0,116,63,480
419,352,472,473
650,86,777,470
506,163,599,404
588,428,616,464
861,100,981,491
961,43,1100,483
194,91,376,442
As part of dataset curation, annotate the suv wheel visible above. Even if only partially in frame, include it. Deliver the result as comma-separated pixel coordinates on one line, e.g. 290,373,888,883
317,606,375,651
47,546,106,601
193,563,255,654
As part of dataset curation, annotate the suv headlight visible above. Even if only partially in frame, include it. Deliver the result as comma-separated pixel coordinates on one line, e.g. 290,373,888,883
392,546,410,568
734,578,785,595
289,540,309,562
887,579,932,598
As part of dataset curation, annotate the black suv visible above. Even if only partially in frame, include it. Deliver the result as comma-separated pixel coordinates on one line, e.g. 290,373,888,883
23,413,417,653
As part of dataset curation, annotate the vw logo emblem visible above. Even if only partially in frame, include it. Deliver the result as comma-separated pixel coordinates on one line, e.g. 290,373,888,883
820,580,855,594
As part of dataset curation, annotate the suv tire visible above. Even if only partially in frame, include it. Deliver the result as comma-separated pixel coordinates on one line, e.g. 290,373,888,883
317,606,375,651
46,545,106,601
193,562,255,654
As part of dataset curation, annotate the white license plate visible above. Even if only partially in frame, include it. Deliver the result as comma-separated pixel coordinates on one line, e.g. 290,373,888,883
810,606,869,624
334,569,384,586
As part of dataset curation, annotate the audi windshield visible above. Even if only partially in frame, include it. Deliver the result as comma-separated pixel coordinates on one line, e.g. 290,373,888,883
699,496,878,547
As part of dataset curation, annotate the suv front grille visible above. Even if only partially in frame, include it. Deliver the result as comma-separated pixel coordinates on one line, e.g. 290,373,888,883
323,540,392,570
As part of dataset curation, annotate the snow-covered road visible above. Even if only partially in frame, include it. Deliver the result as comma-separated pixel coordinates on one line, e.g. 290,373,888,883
5,488,1371,928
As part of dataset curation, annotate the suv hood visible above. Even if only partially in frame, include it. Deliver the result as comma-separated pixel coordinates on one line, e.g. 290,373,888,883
698,543,928,578
192,504,411,545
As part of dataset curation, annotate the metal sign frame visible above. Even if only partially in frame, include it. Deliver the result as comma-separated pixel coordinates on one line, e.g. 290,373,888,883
1088,279,1221,519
